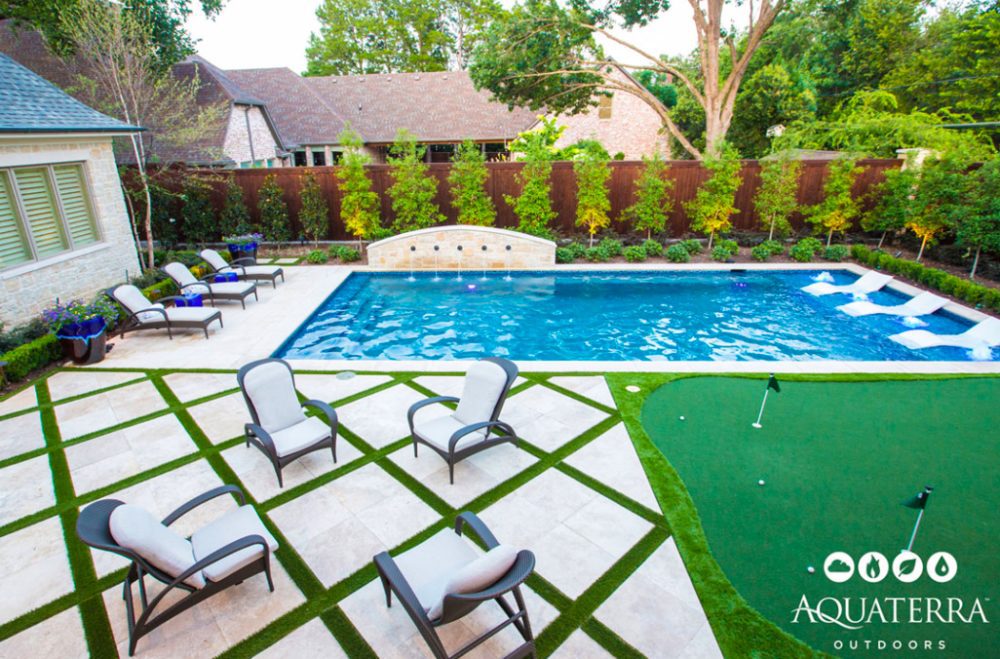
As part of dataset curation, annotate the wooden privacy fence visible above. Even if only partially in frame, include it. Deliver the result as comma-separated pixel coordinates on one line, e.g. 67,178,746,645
184,159,900,241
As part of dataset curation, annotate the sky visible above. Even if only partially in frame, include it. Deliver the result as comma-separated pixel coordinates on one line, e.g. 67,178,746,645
186,0,750,73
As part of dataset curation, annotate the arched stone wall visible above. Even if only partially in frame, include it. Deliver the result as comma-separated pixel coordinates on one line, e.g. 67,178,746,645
366,225,556,269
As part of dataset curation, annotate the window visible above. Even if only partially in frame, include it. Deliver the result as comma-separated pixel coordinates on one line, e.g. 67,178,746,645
598,94,613,120
0,163,100,270
312,150,326,166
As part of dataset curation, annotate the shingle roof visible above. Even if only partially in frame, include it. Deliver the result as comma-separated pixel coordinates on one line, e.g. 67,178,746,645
0,52,141,134
183,55,265,106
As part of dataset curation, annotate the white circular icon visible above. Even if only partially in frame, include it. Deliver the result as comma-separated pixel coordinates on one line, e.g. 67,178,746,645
927,552,957,583
823,552,855,583
892,550,923,583
858,551,889,583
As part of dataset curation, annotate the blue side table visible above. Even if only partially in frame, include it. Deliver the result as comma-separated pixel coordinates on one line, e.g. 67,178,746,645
177,293,204,307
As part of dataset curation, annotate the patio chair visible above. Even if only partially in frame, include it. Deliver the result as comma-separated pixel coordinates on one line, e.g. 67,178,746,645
107,284,222,340
837,291,947,317
802,271,893,296
76,485,277,656
200,248,285,288
407,358,519,484
374,511,536,659
237,358,338,487
162,262,259,309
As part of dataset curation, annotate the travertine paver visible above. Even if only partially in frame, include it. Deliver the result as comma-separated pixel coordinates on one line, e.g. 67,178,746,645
0,517,73,625
47,370,144,402
564,423,660,511
502,385,609,452
64,414,197,495
162,372,239,403
274,258,300,265
0,454,56,526
0,410,45,460
552,630,614,658
0,385,38,417
187,392,248,444
54,380,167,440
548,376,616,408
596,537,723,658
254,618,347,659
0,605,87,658
336,385,447,448
293,373,392,404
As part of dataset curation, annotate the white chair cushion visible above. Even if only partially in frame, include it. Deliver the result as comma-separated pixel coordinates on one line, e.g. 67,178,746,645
243,362,305,432
426,544,519,620
109,504,205,589
234,265,282,277
164,262,198,287
453,361,508,426
207,281,255,296
138,303,166,323
395,529,478,615
114,285,153,316
191,506,278,583
415,414,487,453
163,307,218,322
270,416,332,457
200,249,229,271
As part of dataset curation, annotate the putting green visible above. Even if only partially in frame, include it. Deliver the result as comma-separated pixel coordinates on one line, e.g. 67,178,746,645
641,376,999,658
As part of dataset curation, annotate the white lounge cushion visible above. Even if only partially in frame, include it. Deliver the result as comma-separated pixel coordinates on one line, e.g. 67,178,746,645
204,281,255,296
243,362,305,432
269,416,332,457
139,303,166,323
423,544,519,620
114,285,158,318
227,265,282,277
164,262,199,287
191,505,278,583
453,360,508,426
109,504,205,589
162,307,219,323
415,414,487,453
200,249,230,271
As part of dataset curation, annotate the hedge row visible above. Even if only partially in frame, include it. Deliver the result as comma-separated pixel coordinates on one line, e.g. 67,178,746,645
851,245,1000,312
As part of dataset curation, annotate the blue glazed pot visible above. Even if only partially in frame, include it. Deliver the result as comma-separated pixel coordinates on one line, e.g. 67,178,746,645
56,321,84,339
81,317,105,336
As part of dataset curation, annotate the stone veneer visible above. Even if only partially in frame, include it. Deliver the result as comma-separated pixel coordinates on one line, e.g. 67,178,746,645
366,225,555,270
0,136,140,326
223,104,281,166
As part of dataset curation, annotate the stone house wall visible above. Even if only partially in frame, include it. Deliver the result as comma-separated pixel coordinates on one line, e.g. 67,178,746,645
0,136,140,326
222,104,282,166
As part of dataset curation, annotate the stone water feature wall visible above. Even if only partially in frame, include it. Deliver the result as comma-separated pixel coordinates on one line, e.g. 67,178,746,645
366,225,556,270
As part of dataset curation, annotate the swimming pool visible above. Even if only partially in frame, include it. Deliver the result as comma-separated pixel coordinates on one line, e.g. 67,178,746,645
274,270,994,362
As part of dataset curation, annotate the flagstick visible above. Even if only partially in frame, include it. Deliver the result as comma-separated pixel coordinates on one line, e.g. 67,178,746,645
905,508,925,553
752,388,769,429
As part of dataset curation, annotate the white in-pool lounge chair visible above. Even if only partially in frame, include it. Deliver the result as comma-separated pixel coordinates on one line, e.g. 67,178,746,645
200,249,285,288
837,291,948,317
889,317,1000,351
802,271,893,296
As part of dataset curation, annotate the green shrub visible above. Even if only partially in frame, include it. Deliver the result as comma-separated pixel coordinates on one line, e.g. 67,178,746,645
718,239,739,256
711,245,732,262
642,239,663,257
0,318,50,354
623,245,647,262
790,237,823,262
679,239,703,254
306,249,329,264
567,242,588,258
824,245,849,262
556,247,575,263
666,243,691,263
598,238,623,257
142,278,178,302
1,334,63,383
751,244,771,262
586,246,610,262
761,239,785,256
328,245,360,262
387,129,445,232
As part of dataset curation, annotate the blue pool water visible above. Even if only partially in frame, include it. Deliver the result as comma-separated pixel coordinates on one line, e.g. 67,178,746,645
274,270,995,362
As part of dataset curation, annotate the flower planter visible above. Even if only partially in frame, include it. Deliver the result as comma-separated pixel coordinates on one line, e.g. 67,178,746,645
56,319,107,365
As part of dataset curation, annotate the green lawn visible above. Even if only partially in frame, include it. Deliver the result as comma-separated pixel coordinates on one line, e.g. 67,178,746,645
637,375,999,658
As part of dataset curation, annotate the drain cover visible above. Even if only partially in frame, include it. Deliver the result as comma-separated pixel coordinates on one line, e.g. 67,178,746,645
336,371,357,380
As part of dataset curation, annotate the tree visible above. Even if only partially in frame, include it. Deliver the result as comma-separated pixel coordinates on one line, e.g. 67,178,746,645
299,172,330,245
754,153,801,241
180,176,217,244
625,152,672,238
469,0,786,159
336,127,383,249
1,0,226,69
258,175,290,243
387,130,445,233
219,176,251,236
505,133,556,238
804,157,862,247
685,144,742,248
907,155,971,261
863,164,919,249
960,158,1000,279
573,151,611,246
728,63,815,158
56,0,225,268
448,140,495,226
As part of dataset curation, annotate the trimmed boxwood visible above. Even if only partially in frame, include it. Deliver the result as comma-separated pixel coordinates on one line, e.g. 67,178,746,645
623,245,647,262
0,333,63,384
666,243,691,263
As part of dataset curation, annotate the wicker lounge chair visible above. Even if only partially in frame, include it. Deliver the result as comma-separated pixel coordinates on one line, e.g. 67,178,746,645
76,485,277,656
237,358,339,487
107,284,222,340
407,358,519,484
802,271,893,296
374,512,536,659
162,262,258,309
200,249,285,288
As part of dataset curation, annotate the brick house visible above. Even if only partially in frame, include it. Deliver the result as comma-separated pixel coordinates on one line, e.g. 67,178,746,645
0,54,142,326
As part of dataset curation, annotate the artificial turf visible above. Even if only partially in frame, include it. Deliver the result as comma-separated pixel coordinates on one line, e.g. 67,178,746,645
640,376,999,658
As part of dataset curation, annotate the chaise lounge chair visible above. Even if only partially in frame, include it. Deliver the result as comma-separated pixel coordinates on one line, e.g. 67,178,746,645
162,262,259,309
200,249,285,288
407,358,519,484
889,317,1000,351
802,271,893,296
374,511,536,659
76,485,277,656
107,284,222,339
837,291,948,317
237,358,338,487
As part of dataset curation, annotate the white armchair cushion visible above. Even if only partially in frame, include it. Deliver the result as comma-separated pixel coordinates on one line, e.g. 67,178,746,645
453,361,508,426
414,415,486,453
395,529,477,615
109,504,205,589
243,362,305,432
270,416,332,457
191,505,278,583
426,545,519,620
